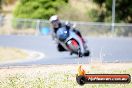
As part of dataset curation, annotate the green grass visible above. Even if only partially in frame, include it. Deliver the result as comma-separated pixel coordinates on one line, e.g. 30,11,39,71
0,65,131,88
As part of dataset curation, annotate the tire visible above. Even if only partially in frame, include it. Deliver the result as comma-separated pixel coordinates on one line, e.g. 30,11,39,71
70,52,73,55
57,43,67,52
76,75,86,85
84,50,90,57
78,49,83,57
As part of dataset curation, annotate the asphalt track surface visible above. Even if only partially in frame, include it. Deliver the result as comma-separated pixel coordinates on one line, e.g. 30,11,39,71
0,35,132,66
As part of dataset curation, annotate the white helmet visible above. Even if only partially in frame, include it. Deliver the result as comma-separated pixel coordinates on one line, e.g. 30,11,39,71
49,15,59,23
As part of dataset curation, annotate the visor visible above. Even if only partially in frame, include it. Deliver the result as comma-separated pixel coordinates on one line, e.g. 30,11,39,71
51,20,59,23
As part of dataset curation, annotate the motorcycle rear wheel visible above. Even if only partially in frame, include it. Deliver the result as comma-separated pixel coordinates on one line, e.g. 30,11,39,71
84,50,90,56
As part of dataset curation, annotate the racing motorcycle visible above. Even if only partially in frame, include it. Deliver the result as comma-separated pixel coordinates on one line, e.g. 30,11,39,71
56,26,90,57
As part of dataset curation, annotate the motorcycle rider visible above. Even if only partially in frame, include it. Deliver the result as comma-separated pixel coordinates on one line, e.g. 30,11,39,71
49,15,84,52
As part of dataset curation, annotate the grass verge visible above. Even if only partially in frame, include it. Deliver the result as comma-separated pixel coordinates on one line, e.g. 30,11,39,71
0,47,29,62
0,63,131,88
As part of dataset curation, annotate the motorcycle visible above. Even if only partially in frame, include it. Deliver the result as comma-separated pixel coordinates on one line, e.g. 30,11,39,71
56,26,90,57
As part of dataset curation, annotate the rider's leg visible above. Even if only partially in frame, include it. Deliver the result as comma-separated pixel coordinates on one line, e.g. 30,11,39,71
57,43,67,52
73,29,82,37
73,29,85,43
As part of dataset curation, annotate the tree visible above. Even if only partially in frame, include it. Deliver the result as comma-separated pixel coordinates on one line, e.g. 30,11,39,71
13,0,68,19
93,0,132,23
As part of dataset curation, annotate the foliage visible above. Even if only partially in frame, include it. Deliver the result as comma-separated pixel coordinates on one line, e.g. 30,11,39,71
93,0,132,23
13,0,68,19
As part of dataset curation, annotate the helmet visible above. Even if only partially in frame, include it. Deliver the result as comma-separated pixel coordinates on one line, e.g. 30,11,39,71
49,15,59,23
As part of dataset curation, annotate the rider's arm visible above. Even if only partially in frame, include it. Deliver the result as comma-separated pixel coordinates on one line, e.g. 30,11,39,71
51,28,56,40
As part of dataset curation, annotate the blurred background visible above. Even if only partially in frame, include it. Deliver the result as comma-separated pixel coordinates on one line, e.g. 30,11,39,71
0,1,132,88
0,0,132,37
